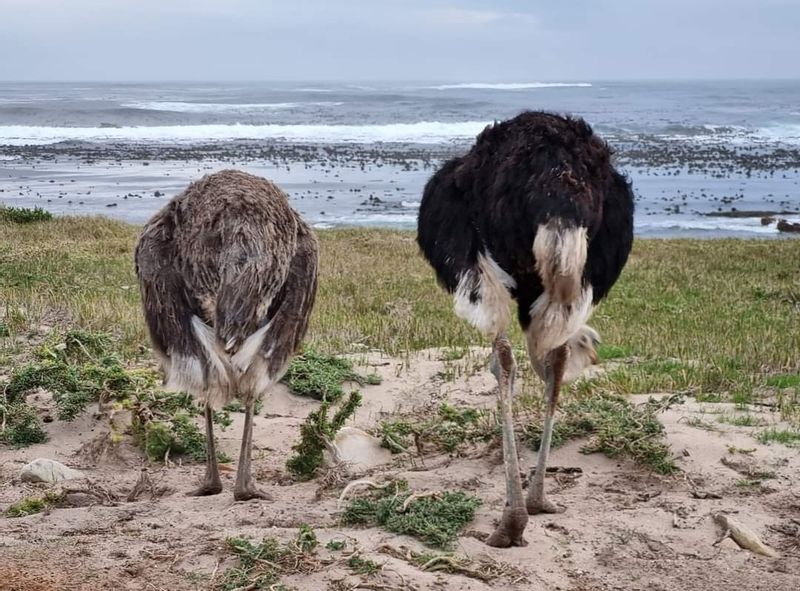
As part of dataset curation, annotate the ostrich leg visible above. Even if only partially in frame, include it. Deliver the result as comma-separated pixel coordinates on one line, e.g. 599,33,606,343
188,405,223,496
234,397,271,501
486,335,529,547
526,343,568,514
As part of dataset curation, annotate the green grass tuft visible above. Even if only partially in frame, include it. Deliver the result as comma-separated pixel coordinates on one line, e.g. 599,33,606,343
340,482,481,549
347,554,381,575
282,347,378,401
0,206,53,224
6,330,147,422
5,491,64,517
766,374,800,389
219,526,320,590
522,391,679,474
755,428,800,446
378,403,493,455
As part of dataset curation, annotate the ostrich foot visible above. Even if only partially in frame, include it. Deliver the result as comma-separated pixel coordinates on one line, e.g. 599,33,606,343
233,485,273,502
187,481,223,497
526,496,565,515
486,506,528,548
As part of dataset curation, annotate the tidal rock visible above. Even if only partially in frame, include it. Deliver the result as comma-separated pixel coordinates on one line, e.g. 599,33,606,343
777,219,800,233
19,459,84,484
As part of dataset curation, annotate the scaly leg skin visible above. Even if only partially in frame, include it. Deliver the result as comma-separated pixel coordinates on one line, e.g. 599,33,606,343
526,343,568,515
187,405,223,496
233,397,272,501
486,335,529,548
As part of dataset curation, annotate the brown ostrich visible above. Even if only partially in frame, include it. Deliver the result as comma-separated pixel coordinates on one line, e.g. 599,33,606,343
135,170,318,500
417,112,635,546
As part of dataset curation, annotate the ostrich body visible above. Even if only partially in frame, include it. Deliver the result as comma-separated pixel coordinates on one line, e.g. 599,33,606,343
417,112,634,546
135,170,318,499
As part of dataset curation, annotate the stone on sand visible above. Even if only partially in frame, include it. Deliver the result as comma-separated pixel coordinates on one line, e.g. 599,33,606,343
329,427,391,470
19,458,85,484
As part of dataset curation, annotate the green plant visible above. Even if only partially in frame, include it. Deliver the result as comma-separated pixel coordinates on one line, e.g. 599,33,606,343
0,401,48,447
325,539,346,551
286,391,362,480
347,554,381,575
0,206,53,224
218,526,321,590
5,331,153,421
756,428,800,446
341,482,481,549
378,403,493,455
282,348,379,401
5,491,64,517
522,392,678,474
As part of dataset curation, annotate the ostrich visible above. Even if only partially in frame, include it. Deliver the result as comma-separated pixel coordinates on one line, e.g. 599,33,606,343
417,112,634,547
135,170,318,500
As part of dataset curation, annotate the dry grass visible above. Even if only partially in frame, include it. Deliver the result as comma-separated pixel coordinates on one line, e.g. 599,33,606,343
2,217,799,431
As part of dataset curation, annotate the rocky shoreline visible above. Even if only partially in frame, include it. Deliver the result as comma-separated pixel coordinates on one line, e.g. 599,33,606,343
2,135,799,236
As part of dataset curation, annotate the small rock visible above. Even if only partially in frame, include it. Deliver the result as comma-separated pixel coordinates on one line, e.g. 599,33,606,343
329,427,391,469
761,215,775,226
20,458,85,484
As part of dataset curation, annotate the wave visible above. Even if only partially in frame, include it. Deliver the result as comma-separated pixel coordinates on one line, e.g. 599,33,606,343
753,123,800,145
654,119,800,145
0,121,490,146
636,217,783,235
122,101,343,113
315,213,418,226
429,82,592,90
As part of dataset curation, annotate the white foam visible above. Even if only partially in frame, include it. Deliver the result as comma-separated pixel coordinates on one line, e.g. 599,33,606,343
429,82,592,90
0,121,489,146
637,218,783,235
659,123,800,146
122,101,343,113
319,213,418,225
401,200,421,208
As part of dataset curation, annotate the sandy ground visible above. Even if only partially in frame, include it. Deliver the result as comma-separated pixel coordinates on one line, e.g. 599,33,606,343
1,349,799,591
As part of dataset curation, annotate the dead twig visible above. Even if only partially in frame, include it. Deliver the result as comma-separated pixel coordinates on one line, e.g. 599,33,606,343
400,490,441,512
337,479,392,510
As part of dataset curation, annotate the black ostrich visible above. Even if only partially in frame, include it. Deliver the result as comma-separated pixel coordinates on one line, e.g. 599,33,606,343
135,170,318,500
417,111,634,547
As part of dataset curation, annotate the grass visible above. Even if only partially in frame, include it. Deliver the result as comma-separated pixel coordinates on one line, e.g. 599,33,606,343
755,428,800,446
1,217,799,451
5,491,64,518
340,481,482,549
0,206,53,224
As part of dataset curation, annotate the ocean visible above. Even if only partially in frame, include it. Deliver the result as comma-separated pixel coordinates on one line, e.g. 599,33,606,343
1,80,799,237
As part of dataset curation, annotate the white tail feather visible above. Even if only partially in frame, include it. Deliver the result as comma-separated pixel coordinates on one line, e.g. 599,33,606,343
533,222,588,304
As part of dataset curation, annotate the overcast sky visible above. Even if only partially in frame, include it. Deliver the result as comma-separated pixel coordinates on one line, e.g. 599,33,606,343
1,0,798,81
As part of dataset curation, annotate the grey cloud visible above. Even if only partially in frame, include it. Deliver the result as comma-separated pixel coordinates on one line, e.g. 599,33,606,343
1,1,797,80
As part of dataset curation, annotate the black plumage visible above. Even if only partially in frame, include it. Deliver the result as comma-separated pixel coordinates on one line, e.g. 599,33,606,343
417,111,634,547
